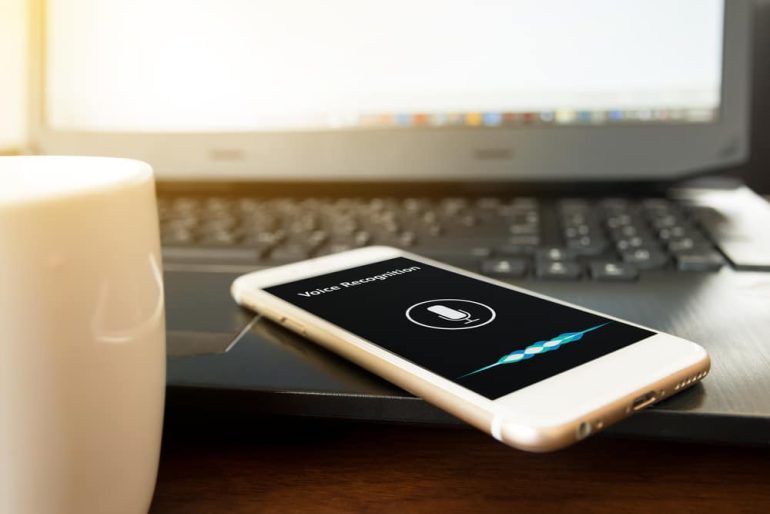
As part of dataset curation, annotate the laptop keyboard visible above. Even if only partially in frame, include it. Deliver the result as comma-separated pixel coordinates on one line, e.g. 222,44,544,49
158,196,727,280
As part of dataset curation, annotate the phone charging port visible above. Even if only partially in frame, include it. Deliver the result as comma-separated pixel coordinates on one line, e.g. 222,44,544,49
631,391,657,411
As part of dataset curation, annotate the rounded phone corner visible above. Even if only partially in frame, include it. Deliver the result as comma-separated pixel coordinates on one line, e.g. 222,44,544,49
230,280,243,306
659,333,712,371
493,415,576,453
230,272,257,307
694,343,712,372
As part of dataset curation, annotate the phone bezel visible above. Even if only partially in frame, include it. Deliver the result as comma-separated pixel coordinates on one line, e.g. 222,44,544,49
231,246,710,451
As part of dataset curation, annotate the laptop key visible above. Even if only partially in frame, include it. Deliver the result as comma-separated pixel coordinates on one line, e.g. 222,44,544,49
621,249,668,269
241,230,285,247
162,227,195,245
469,246,493,258
563,225,591,238
497,242,538,255
675,251,725,271
415,244,494,262
566,237,608,256
378,231,418,248
481,258,528,277
615,237,652,251
589,261,639,281
535,260,582,280
198,230,239,246
666,237,712,254
535,247,575,261
657,225,689,241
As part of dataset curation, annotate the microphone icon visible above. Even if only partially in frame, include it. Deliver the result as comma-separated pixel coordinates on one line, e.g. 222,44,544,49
427,304,479,325
406,299,495,330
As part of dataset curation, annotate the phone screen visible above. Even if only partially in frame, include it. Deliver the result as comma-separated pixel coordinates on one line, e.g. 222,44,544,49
265,257,654,400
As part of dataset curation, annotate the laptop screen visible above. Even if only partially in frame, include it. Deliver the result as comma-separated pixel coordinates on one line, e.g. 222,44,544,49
46,0,723,133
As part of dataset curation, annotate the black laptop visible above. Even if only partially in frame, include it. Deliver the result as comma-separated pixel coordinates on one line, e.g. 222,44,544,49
32,0,770,444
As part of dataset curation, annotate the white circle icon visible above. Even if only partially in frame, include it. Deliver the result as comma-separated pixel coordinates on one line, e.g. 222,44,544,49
405,299,496,330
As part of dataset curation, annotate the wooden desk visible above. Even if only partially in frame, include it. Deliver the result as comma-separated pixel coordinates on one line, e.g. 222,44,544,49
150,413,770,513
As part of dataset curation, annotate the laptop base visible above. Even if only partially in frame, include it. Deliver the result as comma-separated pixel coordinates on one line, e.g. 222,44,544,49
164,179,770,446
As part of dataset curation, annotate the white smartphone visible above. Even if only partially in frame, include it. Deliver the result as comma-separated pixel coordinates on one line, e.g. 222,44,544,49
231,246,710,452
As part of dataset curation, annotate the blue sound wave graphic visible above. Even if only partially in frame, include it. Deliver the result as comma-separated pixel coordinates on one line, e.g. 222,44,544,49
459,322,610,379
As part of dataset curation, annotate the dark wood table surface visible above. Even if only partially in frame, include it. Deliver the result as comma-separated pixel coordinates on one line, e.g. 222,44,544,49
150,410,770,513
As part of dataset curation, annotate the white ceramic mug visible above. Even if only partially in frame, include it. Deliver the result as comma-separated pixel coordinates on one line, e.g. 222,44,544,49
0,156,165,514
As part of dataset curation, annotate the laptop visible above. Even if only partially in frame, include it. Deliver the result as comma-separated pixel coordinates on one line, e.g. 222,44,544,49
30,0,770,444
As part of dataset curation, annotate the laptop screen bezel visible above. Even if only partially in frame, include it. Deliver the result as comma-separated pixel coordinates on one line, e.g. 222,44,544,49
28,0,751,182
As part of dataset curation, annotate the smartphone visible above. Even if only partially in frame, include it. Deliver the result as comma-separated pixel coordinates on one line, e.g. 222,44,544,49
231,246,710,451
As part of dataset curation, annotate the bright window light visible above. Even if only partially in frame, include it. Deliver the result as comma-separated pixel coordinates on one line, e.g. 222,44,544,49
0,0,27,150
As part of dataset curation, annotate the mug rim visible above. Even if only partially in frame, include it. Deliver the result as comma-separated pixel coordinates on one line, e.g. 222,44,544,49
0,156,153,207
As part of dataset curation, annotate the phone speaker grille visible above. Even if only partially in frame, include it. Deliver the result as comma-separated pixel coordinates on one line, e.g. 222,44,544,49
673,370,708,391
